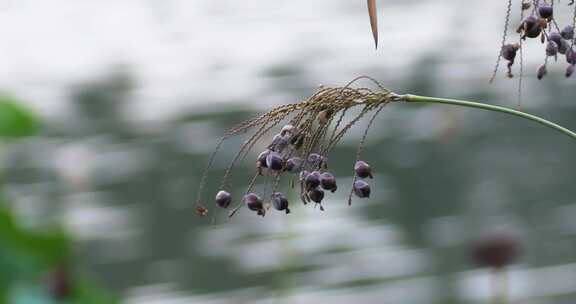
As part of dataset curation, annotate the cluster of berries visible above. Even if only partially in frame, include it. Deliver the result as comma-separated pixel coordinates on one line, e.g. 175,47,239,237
499,1,576,79
195,78,394,219
213,123,374,217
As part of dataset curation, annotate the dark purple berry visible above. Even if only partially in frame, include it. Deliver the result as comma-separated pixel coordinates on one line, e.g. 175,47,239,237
522,15,539,31
567,49,576,64
280,124,295,137
271,134,289,152
561,25,575,40
285,157,303,173
215,190,232,208
307,187,325,203
538,4,553,19
271,192,290,214
525,25,542,39
354,160,373,179
257,150,270,168
558,39,569,54
244,193,265,216
546,41,558,56
471,234,520,269
501,44,519,61
266,151,284,171
537,64,547,80
353,180,371,198
320,172,337,192
307,153,326,168
566,65,575,78
305,171,321,190
549,32,563,46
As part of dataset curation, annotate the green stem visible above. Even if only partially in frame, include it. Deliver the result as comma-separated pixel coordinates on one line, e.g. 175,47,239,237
400,94,576,140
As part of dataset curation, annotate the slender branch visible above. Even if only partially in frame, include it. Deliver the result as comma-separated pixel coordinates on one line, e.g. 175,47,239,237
399,94,576,140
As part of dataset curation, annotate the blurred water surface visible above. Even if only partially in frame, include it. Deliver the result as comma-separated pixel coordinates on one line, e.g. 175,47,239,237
2,0,576,303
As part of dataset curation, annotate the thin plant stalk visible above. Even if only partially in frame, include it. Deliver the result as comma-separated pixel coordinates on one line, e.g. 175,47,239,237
491,268,509,304
399,94,576,140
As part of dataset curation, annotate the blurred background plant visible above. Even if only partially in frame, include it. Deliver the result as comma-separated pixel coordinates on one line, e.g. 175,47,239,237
0,96,114,302
1,0,576,303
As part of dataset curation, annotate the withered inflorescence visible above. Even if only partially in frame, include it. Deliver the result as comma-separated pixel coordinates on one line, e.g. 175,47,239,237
492,0,576,81
195,77,398,219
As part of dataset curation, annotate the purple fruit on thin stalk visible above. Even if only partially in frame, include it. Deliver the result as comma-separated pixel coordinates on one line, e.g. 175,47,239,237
244,193,265,216
285,157,303,173
280,124,295,137
501,44,519,61
307,187,325,203
354,160,373,179
271,134,289,152
271,192,290,214
561,25,575,40
353,180,371,198
549,32,563,46
266,151,284,171
558,39,569,54
537,64,548,80
566,64,575,78
307,153,326,168
305,171,321,190
521,15,539,31
567,49,576,64
215,190,232,208
546,41,558,56
257,150,270,168
320,172,338,192
538,4,553,19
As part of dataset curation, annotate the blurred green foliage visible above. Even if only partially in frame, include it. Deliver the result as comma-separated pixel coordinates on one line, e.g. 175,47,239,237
0,96,115,303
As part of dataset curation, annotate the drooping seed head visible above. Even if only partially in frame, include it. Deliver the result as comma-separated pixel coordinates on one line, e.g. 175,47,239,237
320,172,338,193
257,150,270,168
561,25,575,40
266,151,284,171
215,190,232,208
546,41,558,56
305,171,321,190
271,192,290,214
566,65,575,78
280,124,295,137
538,4,553,19
537,64,548,80
307,187,325,203
354,160,373,179
244,193,265,216
353,180,371,198
285,157,303,173
471,234,520,269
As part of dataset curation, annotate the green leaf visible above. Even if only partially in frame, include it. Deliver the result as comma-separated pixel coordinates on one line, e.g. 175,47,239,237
0,95,39,138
